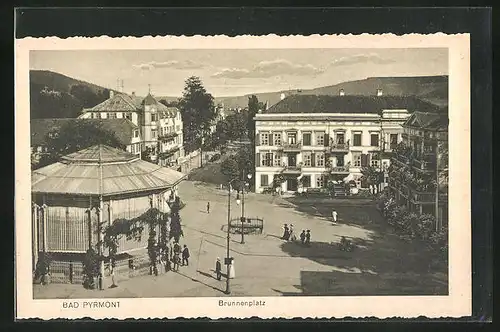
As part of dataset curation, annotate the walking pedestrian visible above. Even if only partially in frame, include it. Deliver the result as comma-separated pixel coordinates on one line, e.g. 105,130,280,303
305,230,311,246
215,257,222,280
229,257,236,279
332,210,338,224
300,230,306,245
207,202,210,214
172,252,180,271
282,223,290,240
182,245,190,266
289,224,297,242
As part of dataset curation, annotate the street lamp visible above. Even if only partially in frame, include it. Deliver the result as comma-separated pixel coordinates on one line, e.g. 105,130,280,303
237,173,252,244
225,178,239,295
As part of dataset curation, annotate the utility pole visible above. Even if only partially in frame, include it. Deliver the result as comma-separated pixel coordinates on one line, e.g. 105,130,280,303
435,135,440,232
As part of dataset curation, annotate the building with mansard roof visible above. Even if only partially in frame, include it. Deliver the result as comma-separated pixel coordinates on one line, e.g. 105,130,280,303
253,90,443,195
79,90,184,167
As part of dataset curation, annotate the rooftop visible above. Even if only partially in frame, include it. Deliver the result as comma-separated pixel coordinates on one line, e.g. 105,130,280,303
263,94,441,115
404,111,448,131
32,144,186,196
31,118,139,146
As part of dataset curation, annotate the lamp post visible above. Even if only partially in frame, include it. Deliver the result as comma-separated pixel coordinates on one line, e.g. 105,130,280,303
236,173,252,244
225,178,238,295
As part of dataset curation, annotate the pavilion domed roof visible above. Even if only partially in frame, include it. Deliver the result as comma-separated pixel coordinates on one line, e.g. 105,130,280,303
61,144,138,164
32,145,186,196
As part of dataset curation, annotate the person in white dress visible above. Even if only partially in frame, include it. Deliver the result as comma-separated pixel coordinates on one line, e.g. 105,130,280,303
332,210,338,223
229,257,236,279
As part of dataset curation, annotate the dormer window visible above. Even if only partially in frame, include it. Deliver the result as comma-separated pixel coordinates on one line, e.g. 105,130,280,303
151,113,157,122
133,130,139,138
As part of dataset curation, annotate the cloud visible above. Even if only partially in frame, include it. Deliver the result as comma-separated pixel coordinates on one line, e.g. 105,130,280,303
331,53,396,67
211,59,324,79
133,60,204,70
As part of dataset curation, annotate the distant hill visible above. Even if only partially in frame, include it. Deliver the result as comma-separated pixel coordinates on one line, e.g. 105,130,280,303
214,76,448,109
30,70,117,119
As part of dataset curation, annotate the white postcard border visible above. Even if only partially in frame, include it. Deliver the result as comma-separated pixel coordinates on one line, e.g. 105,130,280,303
15,34,471,319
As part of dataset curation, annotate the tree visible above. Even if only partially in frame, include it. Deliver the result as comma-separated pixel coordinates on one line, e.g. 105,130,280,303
361,166,384,191
247,95,259,143
37,120,125,168
178,77,216,154
220,158,239,183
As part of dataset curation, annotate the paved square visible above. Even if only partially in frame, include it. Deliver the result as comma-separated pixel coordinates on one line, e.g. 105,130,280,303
34,180,447,298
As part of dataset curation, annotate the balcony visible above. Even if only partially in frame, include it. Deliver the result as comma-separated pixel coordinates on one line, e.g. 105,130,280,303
282,165,302,174
158,146,180,160
330,165,350,174
158,132,178,141
410,191,436,203
400,184,410,198
413,157,435,172
329,142,350,153
282,141,302,152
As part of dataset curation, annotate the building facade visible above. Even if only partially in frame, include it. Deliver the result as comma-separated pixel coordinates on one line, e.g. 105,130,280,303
79,91,184,166
253,93,441,194
388,111,449,228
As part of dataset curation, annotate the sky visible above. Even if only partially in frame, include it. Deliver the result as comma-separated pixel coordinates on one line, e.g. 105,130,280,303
30,48,448,97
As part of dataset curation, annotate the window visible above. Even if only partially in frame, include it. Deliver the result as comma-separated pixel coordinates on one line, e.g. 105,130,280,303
106,113,111,119
97,113,102,119
315,153,325,167
301,175,311,188
353,153,361,167
273,152,282,167
302,153,312,167
353,132,362,146
370,154,380,167
260,133,269,146
370,133,379,147
273,133,282,146
176,125,180,132
133,130,139,138
287,133,297,144
336,133,345,144
315,132,324,146
110,112,117,119
261,174,269,187
261,152,273,166
302,133,311,146
151,129,157,139
90,113,95,119
316,175,324,188
390,134,398,149
151,113,158,122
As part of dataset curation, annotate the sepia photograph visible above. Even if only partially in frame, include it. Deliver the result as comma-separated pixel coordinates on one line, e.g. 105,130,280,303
15,34,471,319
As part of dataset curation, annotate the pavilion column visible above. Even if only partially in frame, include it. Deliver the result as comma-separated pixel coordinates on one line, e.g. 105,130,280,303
108,200,113,256
41,201,48,253
97,198,104,289
32,203,39,270
88,196,93,250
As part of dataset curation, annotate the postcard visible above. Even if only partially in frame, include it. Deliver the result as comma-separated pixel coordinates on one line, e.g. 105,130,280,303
15,33,471,319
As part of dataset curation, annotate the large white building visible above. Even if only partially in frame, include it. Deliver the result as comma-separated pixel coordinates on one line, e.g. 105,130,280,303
253,91,441,194
79,90,184,167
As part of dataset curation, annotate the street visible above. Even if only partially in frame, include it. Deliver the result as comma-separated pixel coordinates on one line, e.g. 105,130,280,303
34,180,448,298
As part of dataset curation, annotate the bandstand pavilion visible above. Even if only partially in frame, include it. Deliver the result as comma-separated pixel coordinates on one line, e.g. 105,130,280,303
31,144,186,283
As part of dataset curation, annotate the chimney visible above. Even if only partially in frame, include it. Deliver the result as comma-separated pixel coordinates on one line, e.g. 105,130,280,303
377,88,383,96
109,90,114,98
339,89,345,96
131,91,136,97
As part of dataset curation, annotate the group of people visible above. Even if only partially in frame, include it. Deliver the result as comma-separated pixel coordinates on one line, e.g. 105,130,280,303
282,224,311,246
169,242,190,272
